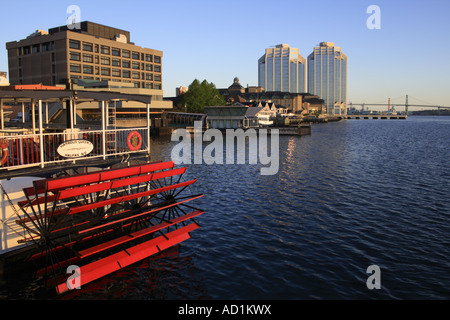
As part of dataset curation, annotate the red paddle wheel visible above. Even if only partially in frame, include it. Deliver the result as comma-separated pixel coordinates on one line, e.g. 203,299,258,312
14,161,204,294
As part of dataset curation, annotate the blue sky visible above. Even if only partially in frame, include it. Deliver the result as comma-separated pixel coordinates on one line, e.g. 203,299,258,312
1,0,449,108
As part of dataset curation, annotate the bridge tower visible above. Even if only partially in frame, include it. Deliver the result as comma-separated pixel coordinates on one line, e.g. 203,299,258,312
405,95,409,115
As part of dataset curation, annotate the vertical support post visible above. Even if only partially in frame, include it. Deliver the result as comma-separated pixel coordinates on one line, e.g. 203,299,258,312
105,101,109,129
146,103,151,155
101,101,106,160
38,100,45,168
72,98,78,165
31,99,36,136
66,100,71,129
1,180,5,253
66,80,73,129
22,103,25,124
0,98,3,130
73,100,77,127
405,95,409,116
45,102,49,124
69,98,74,131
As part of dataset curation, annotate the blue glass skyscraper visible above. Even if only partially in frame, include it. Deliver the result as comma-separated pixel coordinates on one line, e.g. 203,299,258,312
258,44,307,93
308,42,347,116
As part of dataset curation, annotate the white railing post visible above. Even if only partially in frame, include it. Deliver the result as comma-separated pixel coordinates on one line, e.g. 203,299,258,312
45,102,48,124
69,98,74,131
0,98,3,130
31,99,36,136
73,100,77,127
21,103,25,124
101,101,106,160
147,103,151,155
38,100,44,168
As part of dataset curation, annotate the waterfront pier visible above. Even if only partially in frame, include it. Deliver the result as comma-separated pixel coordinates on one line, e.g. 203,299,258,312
184,123,312,137
346,114,407,120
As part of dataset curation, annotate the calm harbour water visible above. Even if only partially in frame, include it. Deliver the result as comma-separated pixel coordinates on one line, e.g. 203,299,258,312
1,116,449,300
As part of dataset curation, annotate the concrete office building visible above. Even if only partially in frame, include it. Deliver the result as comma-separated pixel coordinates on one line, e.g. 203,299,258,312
258,44,307,93
5,21,172,113
308,42,347,116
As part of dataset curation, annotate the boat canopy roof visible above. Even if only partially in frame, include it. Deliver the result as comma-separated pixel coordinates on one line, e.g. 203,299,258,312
0,89,152,104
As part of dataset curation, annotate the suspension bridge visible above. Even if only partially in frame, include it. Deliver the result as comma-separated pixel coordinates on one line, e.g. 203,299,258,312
348,95,450,116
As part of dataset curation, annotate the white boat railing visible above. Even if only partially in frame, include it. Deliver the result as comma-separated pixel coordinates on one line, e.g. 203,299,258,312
0,127,149,171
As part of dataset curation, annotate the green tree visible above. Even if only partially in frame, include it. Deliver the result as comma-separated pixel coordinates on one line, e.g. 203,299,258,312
180,79,226,113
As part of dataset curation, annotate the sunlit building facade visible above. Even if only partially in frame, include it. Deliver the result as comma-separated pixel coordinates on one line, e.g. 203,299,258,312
258,44,306,93
6,21,172,114
308,42,347,116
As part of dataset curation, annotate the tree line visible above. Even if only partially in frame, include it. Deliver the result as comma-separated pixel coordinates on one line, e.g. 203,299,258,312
173,79,226,114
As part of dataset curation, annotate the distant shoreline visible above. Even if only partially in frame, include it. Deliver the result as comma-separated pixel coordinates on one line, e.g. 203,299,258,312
410,111,450,116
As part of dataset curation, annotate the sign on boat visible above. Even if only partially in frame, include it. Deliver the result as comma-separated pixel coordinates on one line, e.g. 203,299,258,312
57,140,94,158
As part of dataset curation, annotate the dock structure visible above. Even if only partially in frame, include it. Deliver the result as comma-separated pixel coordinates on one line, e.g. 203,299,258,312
185,124,312,137
277,124,312,136
347,114,407,120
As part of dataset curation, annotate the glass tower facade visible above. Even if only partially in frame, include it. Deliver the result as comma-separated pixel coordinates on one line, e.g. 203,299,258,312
258,44,306,93
308,42,347,116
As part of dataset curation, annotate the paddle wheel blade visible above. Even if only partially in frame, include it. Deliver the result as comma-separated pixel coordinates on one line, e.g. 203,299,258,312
56,223,199,295
13,161,205,294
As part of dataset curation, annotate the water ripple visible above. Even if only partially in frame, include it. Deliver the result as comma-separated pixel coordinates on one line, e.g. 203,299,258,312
2,117,449,300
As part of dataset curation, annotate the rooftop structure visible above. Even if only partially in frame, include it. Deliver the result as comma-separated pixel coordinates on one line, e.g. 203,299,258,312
218,78,324,114
5,21,171,113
